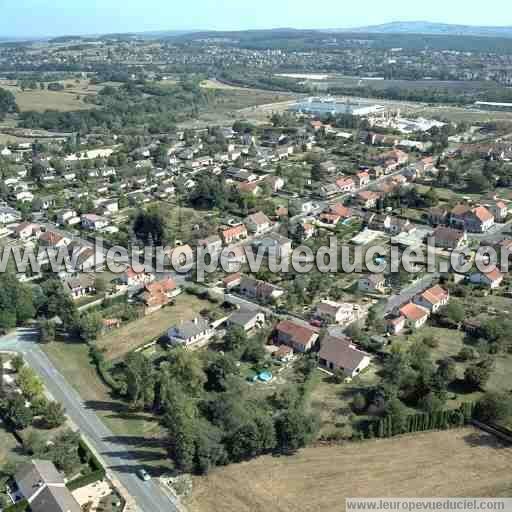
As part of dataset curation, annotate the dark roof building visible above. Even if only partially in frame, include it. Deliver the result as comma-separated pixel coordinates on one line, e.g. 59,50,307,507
15,459,81,512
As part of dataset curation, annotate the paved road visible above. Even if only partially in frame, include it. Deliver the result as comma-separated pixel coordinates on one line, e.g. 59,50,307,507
0,328,179,512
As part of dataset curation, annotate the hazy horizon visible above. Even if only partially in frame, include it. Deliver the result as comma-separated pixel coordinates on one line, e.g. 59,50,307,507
1,0,510,39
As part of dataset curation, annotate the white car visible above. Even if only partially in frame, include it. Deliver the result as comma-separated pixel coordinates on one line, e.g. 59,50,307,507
137,469,151,481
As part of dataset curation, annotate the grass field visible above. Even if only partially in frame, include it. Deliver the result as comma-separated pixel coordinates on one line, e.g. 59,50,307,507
0,79,100,112
188,428,512,512
96,293,216,360
308,367,380,438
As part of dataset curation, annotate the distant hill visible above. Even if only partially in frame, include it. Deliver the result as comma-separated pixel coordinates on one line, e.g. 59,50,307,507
339,21,512,38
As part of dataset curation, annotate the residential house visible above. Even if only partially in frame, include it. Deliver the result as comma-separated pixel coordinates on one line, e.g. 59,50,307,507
223,272,242,289
98,199,119,216
358,274,386,294
318,335,371,378
228,308,265,331
487,201,508,222
63,274,96,300
356,191,380,209
315,300,359,324
0,206,21,224
387,315,406,335
431,226,467,250
245,211,272,235
399,302,430,329
329,203,352,220
13,222,41,240
428,208,449,226
121,267,155,287
56,209,77,225
81,214,109,231
319,212,341,226
38,230,67,248
251,232,292,259
354,171,371,188
275,319,319,353
220,224,248,244
197,235,223,255
264,175,285,192
469,268,504,289
414,285,450,313
14,459,81,512
136,277,180,315
167,317,214,348
239,276,285,302
450,205,495,233
335,176,356,193
237,182,261,196
318,183,339,199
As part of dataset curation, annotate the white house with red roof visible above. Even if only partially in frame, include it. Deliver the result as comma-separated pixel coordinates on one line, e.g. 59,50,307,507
399,302,430,329
275,319,319,353
414,285,450,313
220,224,248,244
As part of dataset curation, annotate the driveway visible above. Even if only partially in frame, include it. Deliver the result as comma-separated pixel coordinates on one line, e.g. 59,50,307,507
0,328,180,512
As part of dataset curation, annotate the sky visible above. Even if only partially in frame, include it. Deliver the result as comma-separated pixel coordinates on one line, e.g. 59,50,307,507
1,0,511,38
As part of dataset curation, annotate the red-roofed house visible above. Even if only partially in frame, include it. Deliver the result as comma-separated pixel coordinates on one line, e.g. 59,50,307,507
329,203,352,219
319,212,341,226
414,285,450,313
356,191,380,209
335,176,356,193
221,224,248,244
275,319,319,353
135,277,180,315
399,302,430,329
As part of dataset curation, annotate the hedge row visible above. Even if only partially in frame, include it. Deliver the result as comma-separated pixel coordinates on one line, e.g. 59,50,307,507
374,402,475,439
66,439,106,491
89,346,124,393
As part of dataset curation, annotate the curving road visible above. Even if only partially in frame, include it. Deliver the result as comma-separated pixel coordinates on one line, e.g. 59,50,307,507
0,328,179,512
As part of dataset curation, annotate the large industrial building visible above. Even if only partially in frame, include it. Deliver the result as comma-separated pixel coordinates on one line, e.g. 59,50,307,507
289,97,386,117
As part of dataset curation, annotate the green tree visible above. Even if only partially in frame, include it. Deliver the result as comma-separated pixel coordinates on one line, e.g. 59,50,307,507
4,395,33,429
124,352,156,409
385,398,409,435
464,358,494,390
475,392,512,424
275,406,318,454
224,326,247,353
17,366,44,400
43,401,66,429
